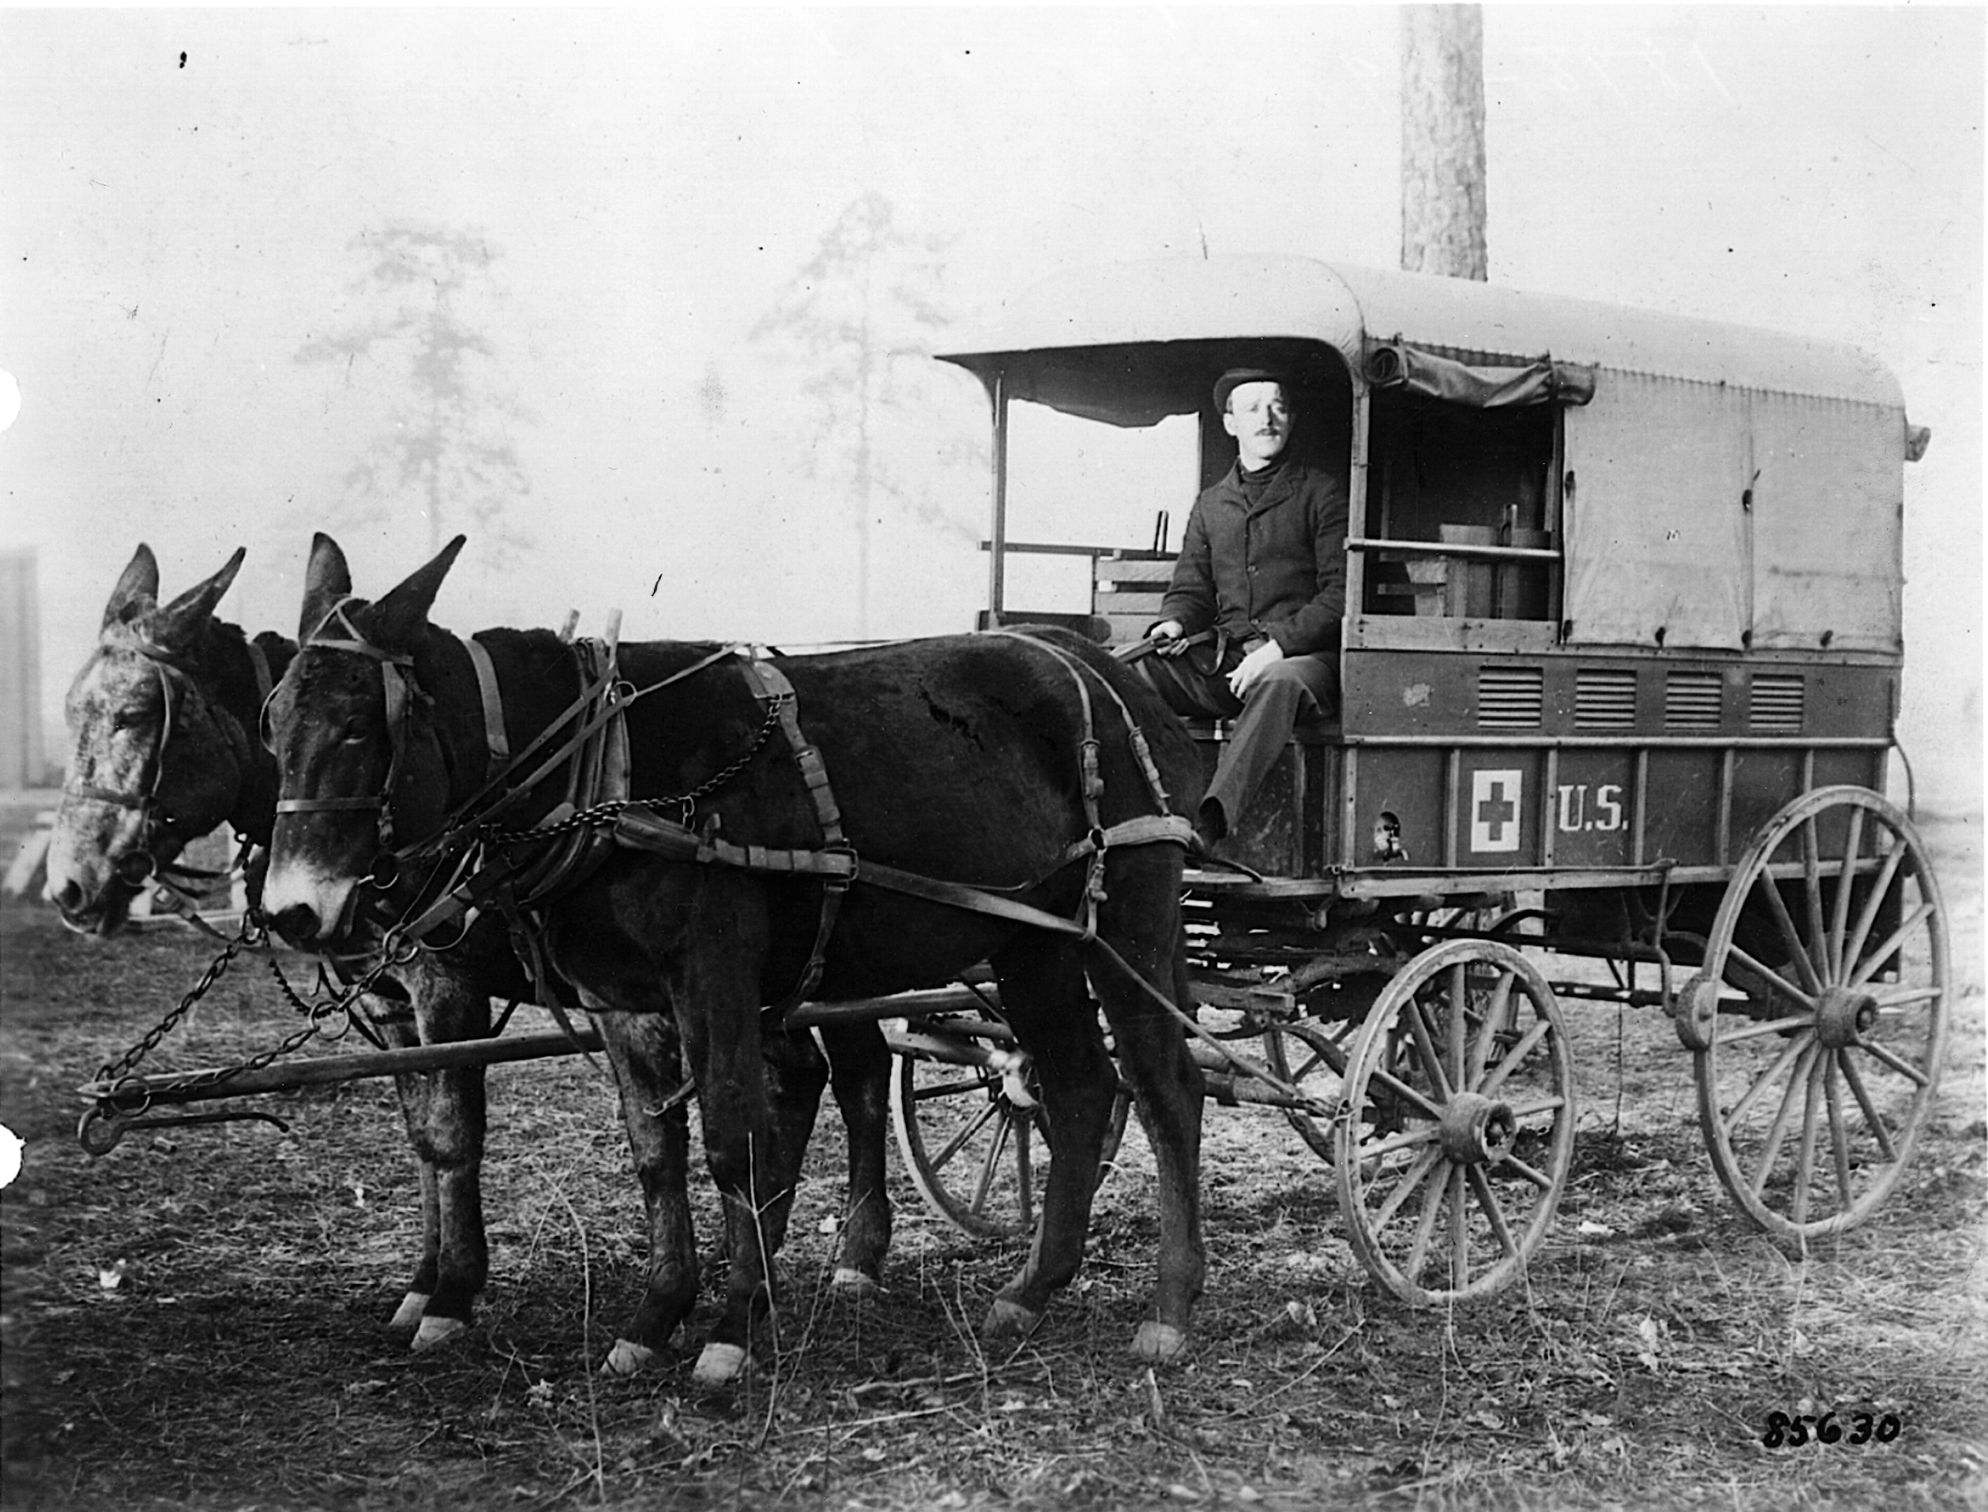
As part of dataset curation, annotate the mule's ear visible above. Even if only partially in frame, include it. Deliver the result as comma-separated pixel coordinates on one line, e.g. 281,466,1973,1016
152,546,246,649
299,533,352,641
103,543,161,627
367,535,466,653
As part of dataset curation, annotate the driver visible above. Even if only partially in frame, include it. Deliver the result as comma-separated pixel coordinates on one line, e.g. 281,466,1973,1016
1139,368,1347,851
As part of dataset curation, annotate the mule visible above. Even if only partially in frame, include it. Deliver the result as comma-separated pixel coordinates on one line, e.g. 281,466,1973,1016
45,545,897,1356
46,544,507,1348
260,533,1211,1385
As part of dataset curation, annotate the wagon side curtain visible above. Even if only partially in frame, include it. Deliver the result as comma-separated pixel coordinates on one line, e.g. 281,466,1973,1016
1747,395,1902,653
1562,373,1750,650
1365,341,1597,408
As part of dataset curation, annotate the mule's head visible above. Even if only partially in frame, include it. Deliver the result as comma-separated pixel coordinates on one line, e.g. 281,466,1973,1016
261,532,466,952
45,545,253,934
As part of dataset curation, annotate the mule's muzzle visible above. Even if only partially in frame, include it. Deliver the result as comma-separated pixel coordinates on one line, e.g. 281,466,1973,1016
268,901,330,951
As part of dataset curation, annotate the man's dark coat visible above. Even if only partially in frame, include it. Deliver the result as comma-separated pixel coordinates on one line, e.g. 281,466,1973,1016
1157,459,1349,657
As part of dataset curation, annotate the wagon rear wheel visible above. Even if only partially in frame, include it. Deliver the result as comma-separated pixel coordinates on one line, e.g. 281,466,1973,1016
1336,939,1576,1304
1687,786,1949,1240
888,1007,1129,1241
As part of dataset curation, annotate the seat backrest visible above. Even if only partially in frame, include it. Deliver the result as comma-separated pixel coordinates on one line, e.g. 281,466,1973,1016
1091,551,1173,646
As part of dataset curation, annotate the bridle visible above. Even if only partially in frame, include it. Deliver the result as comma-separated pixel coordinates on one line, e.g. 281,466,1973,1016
65,635,271,888
269,597,422,867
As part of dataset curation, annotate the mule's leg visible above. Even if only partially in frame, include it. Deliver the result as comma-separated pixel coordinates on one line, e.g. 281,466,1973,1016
673,885,783,1389
365,987,442,1335
589,1005,699,1377
756,1021,828,1274
818,1021,893,1294
400,962,492,1351
1092,862,1206,1363
980,940,1120,1341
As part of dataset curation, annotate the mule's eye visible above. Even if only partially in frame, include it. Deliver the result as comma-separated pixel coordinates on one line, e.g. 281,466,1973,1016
112,706,148,732
340,721,369,745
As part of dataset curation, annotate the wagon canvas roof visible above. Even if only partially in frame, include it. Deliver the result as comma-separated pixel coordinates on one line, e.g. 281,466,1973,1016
937,254,1905,413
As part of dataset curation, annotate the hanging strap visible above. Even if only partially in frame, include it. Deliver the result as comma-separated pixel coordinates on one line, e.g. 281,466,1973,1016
462,635,511,767
736,657,853,1016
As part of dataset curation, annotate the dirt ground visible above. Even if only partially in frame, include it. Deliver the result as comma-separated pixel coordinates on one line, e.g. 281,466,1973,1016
1,796,1982,1512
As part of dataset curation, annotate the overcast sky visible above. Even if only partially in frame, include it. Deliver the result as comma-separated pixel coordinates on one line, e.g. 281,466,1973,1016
1,5,1980,807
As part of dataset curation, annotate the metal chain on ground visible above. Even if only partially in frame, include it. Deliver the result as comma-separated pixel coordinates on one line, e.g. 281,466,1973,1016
478,692,790,847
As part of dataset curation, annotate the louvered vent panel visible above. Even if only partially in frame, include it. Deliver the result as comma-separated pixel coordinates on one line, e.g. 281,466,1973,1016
1575,670,1637,730
1478,666,1544,730
1665,671,1724,730
1749,674,1806,734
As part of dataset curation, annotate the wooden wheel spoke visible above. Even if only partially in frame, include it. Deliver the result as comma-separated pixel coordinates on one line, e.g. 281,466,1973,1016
1829,807,1867,982
914,1073,999,1103
1790,1049,1827,1226
1358,1121,1442,1164
1848,902,1936,989
1860,1038,1931,1089
1718,1013,1815,1045
1480,1016,1551,1097
1743,1042,1817,1198
1841,837,1907,979
1503,1095,1566,1121
1401,1159,1452,1283
969,1107,1014,1215
1446,965,1471,1091
1799,816,1832,984
1722,1033,1808,1128
1447,1166,1468,1292
1870,984,1944,1011
928,1093,1001,1171
1407,991,1456,1102
1823,1052,1853,1210
1365,1061,1445,1122
1465,1164,1520,1260
1285,1042,1329,1083
1467,973,1512,1086
1370,1146,1444,1235
1727,943,1818,1014
1756,863,1825,994
1838,1053,1900,1163
1500,1153,1554,1192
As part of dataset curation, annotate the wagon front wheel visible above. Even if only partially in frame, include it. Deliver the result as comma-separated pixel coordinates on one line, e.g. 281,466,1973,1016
1690,786,1950,1240
888,1008,1129,1241
1336,939,1575,1304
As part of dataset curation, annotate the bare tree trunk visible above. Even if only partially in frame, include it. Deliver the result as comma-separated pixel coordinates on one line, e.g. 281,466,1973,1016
1400,5,1487,281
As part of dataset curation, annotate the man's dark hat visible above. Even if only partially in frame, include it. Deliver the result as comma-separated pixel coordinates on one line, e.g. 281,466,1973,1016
1212,367,1292,413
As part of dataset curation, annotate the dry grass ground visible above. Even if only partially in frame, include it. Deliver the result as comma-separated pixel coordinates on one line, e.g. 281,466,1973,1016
1,798,1982,1511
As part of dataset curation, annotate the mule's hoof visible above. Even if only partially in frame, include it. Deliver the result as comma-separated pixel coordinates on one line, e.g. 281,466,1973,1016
387,1291,430,1333
981,1297,1040,1340
831,1266,881,1298
411,1315,469,1352
1131,1321,1188,1364
600,1339,661,1378
691,1341,749,1389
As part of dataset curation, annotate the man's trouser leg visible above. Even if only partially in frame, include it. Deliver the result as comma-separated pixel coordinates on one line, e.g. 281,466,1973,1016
1203,655,1337,837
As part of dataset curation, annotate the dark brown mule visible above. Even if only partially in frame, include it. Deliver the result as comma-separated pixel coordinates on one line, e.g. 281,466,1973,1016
48,545,905,1358
261,534,1210,1385
46,544,506,1349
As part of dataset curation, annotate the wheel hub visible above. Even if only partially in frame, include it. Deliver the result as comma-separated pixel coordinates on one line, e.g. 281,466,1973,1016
1815,986,1879,1049
1438,1091,1516,1165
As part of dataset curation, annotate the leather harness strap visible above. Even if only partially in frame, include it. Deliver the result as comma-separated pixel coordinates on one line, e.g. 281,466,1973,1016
735,656,852,1015
462,635,511,766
